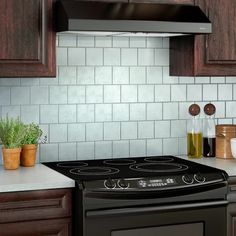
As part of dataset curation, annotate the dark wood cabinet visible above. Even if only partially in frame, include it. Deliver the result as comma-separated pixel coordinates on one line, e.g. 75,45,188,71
170,0,236,76
0,188,72,236
0,0,56,77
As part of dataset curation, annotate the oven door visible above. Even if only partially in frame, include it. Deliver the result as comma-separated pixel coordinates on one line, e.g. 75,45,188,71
84,200,227,236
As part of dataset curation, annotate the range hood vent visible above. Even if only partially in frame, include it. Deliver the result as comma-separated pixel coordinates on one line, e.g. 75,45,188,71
56,1,212,37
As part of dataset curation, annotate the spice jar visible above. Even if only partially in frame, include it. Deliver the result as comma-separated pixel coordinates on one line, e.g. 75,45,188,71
216,125,236,159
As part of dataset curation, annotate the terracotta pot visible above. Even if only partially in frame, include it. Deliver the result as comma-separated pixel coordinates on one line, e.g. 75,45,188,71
2,147,21,170
21,144,37,167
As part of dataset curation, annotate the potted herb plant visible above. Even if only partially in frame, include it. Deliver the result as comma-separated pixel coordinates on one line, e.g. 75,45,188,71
0,117,25,170
21,123,42,167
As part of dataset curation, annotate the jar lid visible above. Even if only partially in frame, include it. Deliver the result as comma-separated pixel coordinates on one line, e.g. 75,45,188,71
204,103,216,116
216,125,236,133
188,104,200,116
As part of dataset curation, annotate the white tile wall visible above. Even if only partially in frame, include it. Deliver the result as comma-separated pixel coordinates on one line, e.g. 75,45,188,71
0,34,236,163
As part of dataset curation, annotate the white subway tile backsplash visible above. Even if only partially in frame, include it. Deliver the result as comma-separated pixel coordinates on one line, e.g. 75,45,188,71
147,67,162,84
59,67,77,85
130,67,146,84
59,105,76,123
147,103,162,120
86,123,103,141
163,103,178,119
121,85,137,103
187,85,202,101
95,104,112,122
95,67,112,84
1,35,235,162
86,85,103,103
130,103,146,120
77,104,95,122
218,84,232,100
138,49,154,66
155,85,170,102
59,143,77,161
77,142,95,160
77,36,95,47
138,85,154,102
147,139,162,156
121,122,137,140
113,140,130,158
155,121,170,138
171,85,186,102
121,49,137,66
11,87,30,105
50,86,67,104
104,122,120,141
77,67,95,84
95,141,112,159
0,87,10,105
104,48,120,66
68,86,86,104
113,67,129,84
21,105,39,124
86,48,103,66
68,123,85,142
40,105,58,124
203,84,218,101
130,140,146,157
50,124,67,143
68,48,85,66
138,121,154,139
104,85,120,103
113,104,129,121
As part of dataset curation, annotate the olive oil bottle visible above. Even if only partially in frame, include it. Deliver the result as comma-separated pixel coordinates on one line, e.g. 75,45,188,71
187,104,202,158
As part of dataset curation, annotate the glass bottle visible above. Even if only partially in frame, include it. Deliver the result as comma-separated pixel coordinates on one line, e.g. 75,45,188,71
187,104,202,158
203,103,216,157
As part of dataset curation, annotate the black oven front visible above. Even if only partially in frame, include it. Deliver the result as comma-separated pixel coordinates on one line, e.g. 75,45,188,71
74,181,228,236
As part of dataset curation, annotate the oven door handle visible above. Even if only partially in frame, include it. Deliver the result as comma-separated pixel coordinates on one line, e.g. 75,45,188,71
86,200,228,218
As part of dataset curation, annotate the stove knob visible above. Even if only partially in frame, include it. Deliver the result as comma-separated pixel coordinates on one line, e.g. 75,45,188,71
182,175,194,184
104,179,116,189
118,179,129,189
194,173,206,183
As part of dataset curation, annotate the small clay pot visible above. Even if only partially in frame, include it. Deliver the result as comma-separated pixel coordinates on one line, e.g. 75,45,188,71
2,147,21,170
21,144,37,167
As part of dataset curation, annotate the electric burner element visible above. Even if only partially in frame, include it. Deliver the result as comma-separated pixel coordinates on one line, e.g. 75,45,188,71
130,163,188,173
103,159,136,165
70,167,120,176
57,162,88,168
144,156,174,163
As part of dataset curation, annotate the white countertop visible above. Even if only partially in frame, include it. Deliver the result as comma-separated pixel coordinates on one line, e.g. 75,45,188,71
179,156,236,177
0,164,75,193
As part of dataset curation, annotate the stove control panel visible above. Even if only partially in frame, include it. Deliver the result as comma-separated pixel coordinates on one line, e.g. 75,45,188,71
84,172,223,191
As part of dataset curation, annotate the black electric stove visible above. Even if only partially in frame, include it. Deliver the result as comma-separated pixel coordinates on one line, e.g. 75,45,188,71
44,156,228,236
44,155,228,192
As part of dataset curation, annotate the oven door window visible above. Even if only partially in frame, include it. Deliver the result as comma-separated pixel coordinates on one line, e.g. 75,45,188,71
112,223,203,236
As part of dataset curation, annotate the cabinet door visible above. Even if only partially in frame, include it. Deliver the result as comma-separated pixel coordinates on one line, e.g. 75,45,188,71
0,0,56,77
227,203,236,236
0,218,71,236
170,0,236,76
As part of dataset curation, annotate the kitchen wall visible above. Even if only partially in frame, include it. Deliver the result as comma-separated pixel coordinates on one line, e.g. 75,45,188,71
0,34,236,163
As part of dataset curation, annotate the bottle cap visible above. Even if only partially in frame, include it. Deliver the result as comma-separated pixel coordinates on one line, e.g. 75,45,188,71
188,104,200,116
204,103,216,116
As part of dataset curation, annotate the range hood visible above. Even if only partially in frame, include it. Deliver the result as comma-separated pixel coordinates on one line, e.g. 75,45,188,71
56,1,212,37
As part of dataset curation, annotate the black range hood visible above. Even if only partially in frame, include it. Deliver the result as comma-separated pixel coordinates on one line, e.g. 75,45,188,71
56,1,212,37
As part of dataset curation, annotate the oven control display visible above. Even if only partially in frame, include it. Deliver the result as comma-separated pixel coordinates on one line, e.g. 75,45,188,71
138,178,176,188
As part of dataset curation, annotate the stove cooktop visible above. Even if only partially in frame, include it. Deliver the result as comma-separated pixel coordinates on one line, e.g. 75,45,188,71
44,156,227,183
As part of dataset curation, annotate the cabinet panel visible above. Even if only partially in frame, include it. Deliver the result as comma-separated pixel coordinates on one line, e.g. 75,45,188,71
0,218,71,236
227,203,236,236
0,0,56,77
0,188,72,223
170,0,236,76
